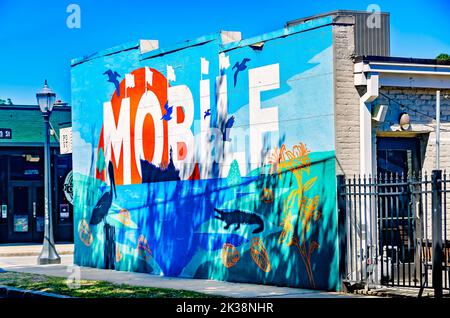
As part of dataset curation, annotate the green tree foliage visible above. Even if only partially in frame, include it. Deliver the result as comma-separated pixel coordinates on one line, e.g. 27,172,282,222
437,53,450,62
0,98,13,105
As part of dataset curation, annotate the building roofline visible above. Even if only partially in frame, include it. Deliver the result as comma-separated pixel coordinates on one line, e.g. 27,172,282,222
286,9,390,27
355,55,450,66
73,11,338,65
221,15,333,53
71,40,140,67
0,104,71,111
0,142,61,148
140,32,221,61
354,55,450,89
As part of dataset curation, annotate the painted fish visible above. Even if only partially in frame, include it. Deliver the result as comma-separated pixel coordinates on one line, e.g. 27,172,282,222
221,243,240,268
250,237,271,273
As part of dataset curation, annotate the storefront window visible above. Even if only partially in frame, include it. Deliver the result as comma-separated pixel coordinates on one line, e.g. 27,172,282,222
9,154,44,181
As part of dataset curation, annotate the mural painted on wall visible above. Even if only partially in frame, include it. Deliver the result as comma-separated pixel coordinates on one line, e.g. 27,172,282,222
72,24,339,290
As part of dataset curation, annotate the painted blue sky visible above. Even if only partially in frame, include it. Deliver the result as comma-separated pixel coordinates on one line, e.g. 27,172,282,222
0,0,449,105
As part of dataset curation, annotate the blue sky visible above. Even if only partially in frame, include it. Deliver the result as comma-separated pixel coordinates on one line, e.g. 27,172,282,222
0,0,449,105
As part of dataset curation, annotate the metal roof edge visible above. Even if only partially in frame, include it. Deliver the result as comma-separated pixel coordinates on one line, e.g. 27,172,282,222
70,40,141,67
221,15,333,53
140,32,222,61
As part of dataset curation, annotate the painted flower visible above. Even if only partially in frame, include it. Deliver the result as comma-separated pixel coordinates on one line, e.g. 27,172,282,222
299,195,321,237
278,211,294,245
288,235,320,289
265,145,286,174
283,143,311,173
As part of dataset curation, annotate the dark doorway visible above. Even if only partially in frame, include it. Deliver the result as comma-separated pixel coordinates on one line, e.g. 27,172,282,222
376,137,422,266
377,137,422,177
8,181,45,243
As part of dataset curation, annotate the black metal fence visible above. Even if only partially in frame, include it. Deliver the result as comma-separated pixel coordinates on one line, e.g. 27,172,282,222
337,171,450,296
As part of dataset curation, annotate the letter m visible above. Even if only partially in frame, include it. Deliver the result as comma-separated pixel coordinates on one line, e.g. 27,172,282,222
103,98,131,185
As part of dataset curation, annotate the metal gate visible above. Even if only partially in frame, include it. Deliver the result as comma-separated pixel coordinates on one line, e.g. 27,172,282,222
337,171,450,296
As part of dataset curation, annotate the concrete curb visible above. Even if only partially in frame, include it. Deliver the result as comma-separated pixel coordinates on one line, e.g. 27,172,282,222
352,289,400,298
351,288,450,298
0,251,73,257
0,285,72,299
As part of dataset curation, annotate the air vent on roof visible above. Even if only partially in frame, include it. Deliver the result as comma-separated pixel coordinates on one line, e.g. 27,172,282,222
287,10,390,57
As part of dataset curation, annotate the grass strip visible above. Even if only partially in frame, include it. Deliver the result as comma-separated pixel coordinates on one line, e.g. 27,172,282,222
0,271,224,298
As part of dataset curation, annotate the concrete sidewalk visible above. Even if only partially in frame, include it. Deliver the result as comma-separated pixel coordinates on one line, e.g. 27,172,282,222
0,243,74,257
0,253,370,298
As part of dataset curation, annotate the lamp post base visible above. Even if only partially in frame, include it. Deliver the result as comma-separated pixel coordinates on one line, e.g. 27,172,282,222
37,257,61,265
37,243,61,265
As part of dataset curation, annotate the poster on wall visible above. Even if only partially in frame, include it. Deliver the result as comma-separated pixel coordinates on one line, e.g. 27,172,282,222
60,204,70,219
1,205,6,219
14,215,28,232
60,127,72,154
36,217,44,232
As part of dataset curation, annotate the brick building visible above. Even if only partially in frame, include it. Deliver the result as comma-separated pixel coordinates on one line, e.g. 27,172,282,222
311,10,450,288
301,11,450,177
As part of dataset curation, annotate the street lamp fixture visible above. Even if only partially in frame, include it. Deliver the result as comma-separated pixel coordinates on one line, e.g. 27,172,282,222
36,80,61,265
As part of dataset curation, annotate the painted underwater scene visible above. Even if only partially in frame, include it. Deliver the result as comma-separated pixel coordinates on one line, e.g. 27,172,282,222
74,146,339,291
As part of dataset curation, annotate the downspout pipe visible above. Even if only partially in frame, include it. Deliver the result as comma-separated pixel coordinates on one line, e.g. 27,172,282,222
359,72,379,282
436,90,440,170
359,72,379,177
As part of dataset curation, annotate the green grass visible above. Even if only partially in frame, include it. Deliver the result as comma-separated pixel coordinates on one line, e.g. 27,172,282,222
0,271,224,298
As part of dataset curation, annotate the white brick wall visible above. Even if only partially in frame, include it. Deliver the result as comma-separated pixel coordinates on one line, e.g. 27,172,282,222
377,88,450,172
333,23,361,177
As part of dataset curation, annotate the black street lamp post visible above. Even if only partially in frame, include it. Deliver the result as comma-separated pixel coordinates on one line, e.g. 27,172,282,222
36,80,61,265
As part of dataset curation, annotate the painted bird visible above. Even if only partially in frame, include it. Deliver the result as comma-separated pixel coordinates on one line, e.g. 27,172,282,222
161,102,173,121
232,58,251,87
222,115,235,142
103,69,121,97
90,161,116,225
203,108,211,119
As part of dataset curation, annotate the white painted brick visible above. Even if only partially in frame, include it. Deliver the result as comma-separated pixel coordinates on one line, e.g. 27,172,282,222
333,23,361,177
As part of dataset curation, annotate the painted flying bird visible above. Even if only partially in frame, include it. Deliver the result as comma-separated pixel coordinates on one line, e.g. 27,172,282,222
90,161,116,225
161,102,173,121
103,69,121,97
232,58,251,87
222,115,235,142
203,108,211,119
